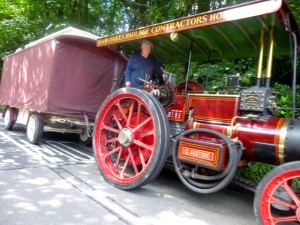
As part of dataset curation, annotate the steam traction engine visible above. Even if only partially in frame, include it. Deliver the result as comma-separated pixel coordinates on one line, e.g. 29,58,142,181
93,1,300,224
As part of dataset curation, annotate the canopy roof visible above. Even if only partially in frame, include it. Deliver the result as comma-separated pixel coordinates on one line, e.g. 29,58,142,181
4,27,100,59
25,26,99,49
97,0,300,64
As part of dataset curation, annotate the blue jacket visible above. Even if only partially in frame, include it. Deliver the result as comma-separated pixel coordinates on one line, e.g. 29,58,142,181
125,52,163,89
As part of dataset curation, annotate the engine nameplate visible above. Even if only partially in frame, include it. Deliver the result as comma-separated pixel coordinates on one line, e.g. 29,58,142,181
178,137,227,171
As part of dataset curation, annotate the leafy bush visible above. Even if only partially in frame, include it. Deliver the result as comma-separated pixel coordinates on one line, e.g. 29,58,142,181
272,82,300,118
237,162,275,184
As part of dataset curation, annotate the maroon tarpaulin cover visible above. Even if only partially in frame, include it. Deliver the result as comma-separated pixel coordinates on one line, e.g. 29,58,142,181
0,30,126,118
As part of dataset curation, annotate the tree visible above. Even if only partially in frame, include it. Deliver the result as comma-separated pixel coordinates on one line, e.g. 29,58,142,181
0,0,299,72
0,0,127,71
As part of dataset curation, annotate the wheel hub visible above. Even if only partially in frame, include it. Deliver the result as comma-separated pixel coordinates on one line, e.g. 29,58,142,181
118,128,132,147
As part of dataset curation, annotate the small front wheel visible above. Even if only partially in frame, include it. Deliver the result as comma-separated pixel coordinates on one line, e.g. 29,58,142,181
26,113,44,144
254,161,300,225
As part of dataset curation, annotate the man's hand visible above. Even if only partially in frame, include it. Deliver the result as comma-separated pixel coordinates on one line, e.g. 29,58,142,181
125,81,131,87
162,74,168,81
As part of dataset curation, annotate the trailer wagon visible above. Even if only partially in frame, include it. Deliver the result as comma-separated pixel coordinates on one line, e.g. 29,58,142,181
0,27,126,144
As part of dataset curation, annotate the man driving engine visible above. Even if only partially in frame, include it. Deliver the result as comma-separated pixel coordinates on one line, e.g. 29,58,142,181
125,40,167,89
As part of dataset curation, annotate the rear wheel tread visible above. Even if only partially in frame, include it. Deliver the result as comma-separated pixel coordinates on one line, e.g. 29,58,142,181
26,113,44,144
3,107,17,130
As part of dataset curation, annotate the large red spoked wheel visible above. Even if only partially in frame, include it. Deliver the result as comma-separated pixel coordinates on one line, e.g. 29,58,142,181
254,161,300,225
93,88,170,189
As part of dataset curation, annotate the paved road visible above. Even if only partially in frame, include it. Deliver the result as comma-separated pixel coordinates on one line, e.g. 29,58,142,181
0,118,257,225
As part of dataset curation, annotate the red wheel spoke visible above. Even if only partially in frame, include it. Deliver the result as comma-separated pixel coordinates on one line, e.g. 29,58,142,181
112,114,123,130
273,215,298,223
141,130,155,138
133,139,153,151
271,196,297,210
132,117,152,133
103,124,120,134
116,102,128,124
126,101,135,127
136,103,141,125
282,181,300,206
114,148,123,167
105,137,119,144
103,145,122,158
120,156,130,178
138,149,146,167
128,147,139,175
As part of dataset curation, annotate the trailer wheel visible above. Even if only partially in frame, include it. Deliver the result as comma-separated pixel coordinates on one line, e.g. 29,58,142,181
254,161,300,225
3,107,18,130
26,113,44,144
78,131,92,146
93,88,170,190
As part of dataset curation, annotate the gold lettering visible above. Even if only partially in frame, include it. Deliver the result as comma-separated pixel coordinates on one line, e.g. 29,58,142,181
144,28,150,35
216,12,223,20
151,24,165,33
97,11,225,46
190,18,197,25
196,16,202,24
169,22,176,30
180,20,186,28
202,15,208,23
138,28,149,36
159,24,166,32
182,147,214,161
210,12,223,21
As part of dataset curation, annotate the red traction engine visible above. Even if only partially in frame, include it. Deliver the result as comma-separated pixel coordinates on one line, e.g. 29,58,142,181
93,78,300,224
92,1,300,224
170,80,300,224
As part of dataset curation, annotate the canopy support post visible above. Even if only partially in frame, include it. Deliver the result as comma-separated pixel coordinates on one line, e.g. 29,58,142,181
257,28,265,87
184,39,194,96
291,32,298,119
285,14,298,120
266,27,274,88
205,51,211,90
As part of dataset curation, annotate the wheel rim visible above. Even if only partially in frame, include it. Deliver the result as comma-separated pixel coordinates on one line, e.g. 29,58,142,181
94,92,157,185
80,132,89,142
27,116,36,141
4,108,11,127
142,91,170,184
260,169,300,224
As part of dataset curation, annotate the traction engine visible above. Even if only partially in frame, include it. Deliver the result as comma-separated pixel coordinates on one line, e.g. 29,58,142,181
93,76,300,225
139,73,300,193
93,1,300,224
